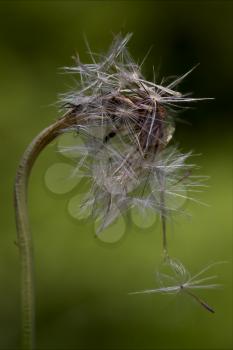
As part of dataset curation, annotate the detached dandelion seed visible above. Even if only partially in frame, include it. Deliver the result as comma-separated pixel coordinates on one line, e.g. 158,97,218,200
129,259,226,313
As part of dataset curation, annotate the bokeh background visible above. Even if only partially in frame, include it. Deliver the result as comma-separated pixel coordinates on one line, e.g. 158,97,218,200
0,1,232,349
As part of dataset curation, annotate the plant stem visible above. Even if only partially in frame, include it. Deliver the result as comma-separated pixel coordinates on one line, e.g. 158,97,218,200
156,169,168,259
183,289,215,313
14,112,77,350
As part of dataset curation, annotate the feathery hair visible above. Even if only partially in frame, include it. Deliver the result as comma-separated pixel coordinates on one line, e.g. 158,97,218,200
60,33,209,234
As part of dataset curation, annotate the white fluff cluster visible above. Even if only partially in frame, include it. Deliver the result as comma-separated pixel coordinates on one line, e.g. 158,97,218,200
60,34,207,234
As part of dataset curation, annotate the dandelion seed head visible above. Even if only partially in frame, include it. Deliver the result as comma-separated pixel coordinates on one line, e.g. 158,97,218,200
59,33,210,233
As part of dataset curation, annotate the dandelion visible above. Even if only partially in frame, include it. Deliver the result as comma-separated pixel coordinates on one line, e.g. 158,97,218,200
59,33,210,253
129,259,225,313
14,33,213,350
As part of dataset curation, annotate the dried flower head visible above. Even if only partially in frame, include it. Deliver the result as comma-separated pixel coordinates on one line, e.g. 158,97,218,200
60,33,209,238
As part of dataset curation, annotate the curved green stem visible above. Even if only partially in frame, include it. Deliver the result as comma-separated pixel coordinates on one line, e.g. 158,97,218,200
14,112,77,349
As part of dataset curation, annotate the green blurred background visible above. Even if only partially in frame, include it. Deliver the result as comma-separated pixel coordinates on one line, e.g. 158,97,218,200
0,1,232,349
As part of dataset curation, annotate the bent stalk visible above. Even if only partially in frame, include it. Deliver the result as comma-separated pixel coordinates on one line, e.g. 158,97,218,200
14,112,77,350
